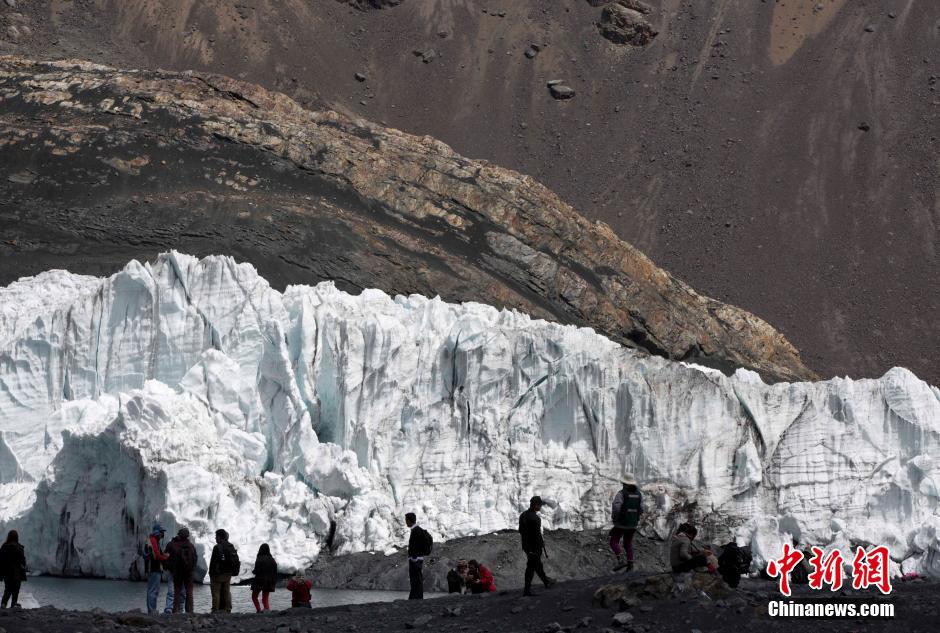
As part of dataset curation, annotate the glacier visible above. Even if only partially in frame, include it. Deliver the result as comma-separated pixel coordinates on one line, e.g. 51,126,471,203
0,252,938,579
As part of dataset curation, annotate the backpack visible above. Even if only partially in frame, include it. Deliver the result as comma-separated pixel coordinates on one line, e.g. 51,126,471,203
419,528,434,556
424,530,434,556
718,541,751,575
170,539,197,574
227,546,241,575
615,490,642,529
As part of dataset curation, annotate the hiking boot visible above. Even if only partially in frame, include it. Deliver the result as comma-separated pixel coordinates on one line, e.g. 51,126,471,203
612,552,627,571
523,588,536,597
625,561,635,572
544,578,556,589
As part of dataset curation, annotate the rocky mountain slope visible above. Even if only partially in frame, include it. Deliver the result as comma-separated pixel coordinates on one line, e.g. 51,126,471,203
0,0,935,384
0,56,813,382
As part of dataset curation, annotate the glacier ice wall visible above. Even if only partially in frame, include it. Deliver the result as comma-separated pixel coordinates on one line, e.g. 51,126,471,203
0,252,938,578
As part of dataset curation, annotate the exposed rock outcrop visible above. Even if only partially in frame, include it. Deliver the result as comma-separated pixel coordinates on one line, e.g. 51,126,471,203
598,3,658,46
0,56,814,382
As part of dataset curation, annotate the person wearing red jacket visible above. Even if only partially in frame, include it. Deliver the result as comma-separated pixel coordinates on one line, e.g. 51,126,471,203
145,524,175,615
467,560,497,593
287,571,313,608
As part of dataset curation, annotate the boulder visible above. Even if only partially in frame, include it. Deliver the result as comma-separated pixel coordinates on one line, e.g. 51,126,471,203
598,3,657,46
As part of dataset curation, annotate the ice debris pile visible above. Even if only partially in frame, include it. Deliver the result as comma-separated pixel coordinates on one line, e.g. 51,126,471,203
0,253,938,579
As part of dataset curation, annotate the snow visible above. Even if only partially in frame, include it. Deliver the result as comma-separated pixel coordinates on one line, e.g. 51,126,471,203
0,252,938,579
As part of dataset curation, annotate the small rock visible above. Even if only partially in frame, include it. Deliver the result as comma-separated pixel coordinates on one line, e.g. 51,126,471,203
612,611,634,625
275,626,290,633
443,606,462,617
525,47,538,59
405,614,433,629
354,72,367,82
4,0,16,8
510,606,524,614
858,122,871,131
359,100,368,105
290,620,303,633
543,623,562,633
562,605,574,612
576,616,593,628
888,11,896,18
326,615,340,623
546,79,564,86
864,25,875,32
115,614,159,627
639,606,653,613
497,11,506,17
549,84,576,99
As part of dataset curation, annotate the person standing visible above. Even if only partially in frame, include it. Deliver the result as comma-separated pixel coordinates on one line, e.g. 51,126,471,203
0,530,27,609
144,524,177,615
518,496,556,596
610,472,643,571
209,529,239,613
250,543,278,613
405,512,432,600
166,527,197,614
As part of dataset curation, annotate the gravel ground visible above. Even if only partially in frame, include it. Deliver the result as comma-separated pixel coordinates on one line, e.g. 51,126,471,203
0,573,935,633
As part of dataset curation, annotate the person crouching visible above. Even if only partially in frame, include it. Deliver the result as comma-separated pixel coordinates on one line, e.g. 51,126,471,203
287,571,313,608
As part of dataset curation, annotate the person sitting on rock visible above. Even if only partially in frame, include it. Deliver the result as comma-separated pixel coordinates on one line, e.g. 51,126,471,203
287,571,313,608
447,559,469,594
466,559,496,593
669,522,710,573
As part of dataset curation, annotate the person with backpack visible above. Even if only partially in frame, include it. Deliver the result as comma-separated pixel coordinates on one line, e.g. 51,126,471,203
250,543,278,613
286,571,313,608
669,522,710,573
166,527,197,613
466,559,496,593
518,496,556,597
610,472,643,571
717,540,752,588
209,529,239,613
405,512,432,600
143,524,177,615
0,530,27,609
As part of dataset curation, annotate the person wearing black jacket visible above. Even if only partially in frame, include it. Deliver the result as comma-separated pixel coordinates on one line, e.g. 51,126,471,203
209,529,239,613
518,496,556,596
405,512,431,599
166,527,197,614
250,543,278,612
0,530,27,609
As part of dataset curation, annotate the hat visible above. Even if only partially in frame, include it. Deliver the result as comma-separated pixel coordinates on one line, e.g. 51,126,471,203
530,495,543,507
178,527,190,539
151,523,165,535
620,472,637,486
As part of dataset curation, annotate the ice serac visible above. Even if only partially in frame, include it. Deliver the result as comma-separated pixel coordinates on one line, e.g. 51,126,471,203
0,253,938,578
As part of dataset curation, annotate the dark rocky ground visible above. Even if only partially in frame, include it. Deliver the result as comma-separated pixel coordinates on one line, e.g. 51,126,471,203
0,0,937,384
310,529,668,592
1,573,937,633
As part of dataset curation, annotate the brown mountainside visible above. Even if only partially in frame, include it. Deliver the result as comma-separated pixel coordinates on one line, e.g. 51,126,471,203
0,56,814,382
0,0,936,383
